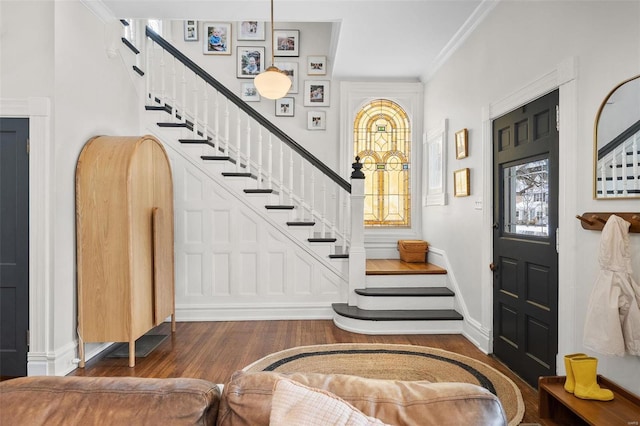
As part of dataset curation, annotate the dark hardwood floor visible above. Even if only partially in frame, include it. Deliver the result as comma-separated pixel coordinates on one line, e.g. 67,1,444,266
68,320,542,423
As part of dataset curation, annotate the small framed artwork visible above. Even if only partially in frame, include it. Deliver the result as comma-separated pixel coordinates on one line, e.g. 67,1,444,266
241,82,260,102
274,61,298,93
275,97,295,117
203,22,231,55
274,29,299,57
303,80,330,106
453,168,470,197
307,111,326,130
237,47,265,78
184,20,198,41
455,128,468,159
237,21,265,40
307,55,327,75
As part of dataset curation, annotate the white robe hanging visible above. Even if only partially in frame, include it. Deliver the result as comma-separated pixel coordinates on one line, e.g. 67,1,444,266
583,215,640,356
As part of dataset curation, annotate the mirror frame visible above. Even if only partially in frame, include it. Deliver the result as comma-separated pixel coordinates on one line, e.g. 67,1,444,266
593,74,640,199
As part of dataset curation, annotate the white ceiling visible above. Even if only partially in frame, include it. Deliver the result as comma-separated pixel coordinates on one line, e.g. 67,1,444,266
95,0,496,81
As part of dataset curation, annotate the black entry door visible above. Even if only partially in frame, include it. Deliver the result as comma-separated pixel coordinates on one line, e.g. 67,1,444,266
492,91,559,388
0,118,30,378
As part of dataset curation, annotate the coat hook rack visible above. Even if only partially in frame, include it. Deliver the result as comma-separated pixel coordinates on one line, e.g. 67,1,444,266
576,212,640,233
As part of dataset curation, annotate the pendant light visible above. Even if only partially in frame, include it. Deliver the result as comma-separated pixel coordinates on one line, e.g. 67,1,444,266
254,0,292,99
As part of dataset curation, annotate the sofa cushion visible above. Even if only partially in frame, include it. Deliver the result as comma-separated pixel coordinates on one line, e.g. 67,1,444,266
270,378,388,426
0,376,220,426
217,371,507,426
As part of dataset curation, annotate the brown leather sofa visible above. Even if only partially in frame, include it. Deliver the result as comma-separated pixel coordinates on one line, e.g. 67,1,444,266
0,371,507,425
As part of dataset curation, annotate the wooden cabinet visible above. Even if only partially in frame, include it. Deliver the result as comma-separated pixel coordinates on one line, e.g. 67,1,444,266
76,135,175,367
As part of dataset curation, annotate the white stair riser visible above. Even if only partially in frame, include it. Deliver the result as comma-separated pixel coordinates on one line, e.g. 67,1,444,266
243,192,280,208
287,227,312,240
333,315,463,335
202,160,235,173
356,295,454,310
265,209,294,222
365,274,447,288
307,243,332,258
222,176,255,191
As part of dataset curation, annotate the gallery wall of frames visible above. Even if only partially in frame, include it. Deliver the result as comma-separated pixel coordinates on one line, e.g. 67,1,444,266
183,20,330,131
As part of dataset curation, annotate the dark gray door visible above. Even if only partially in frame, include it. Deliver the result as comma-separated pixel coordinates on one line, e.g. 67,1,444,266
492,91,559,388
1,118,30,378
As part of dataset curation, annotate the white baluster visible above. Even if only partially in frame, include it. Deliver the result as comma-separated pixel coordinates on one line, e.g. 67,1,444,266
192,73,199,138
600,162,607,197
622,145,628,195
257,129,263,189
321,179,327,236
223,98,229,155
159,49,166,106
171,56,178,121
310,169,316,224
289,147,294,204
236,108,242,172
267,134,273,189
145,38,152,105
180,64,187,124
633,134,639,191
299,161,305,220
279,143,285,204
246,118,252,176
202,81,209,142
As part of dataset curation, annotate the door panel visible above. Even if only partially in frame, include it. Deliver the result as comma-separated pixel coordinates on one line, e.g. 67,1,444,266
493,91,559,388
0,118,29,378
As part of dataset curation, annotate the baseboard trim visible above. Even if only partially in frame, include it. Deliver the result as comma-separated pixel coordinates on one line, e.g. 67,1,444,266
176,305,335,321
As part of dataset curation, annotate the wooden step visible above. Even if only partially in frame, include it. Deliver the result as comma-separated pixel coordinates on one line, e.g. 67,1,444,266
366,259,447,275
308,237,337,243
265,205,295,210
355,287,454,297
332,303,463,321
244,189,276,194
287,221,315,226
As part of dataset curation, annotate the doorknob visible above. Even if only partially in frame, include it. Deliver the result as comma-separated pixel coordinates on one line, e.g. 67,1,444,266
489,262,498,272
492,222,499,229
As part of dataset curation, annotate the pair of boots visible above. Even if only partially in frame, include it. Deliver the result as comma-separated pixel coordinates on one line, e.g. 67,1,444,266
563,353,614,401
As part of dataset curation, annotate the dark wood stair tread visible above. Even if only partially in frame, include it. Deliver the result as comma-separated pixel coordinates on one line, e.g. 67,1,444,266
332,303,463,321
287,221,315,226
366,259,447,275
329,254,349,259
222,172,254,178
265,205,295,210
244,189,276,194
308,237,337,243
354,287,454,297
157,122,188,128
201,155,231,161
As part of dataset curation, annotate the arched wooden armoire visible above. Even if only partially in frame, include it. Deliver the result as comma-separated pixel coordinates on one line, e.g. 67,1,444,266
76,135,175,367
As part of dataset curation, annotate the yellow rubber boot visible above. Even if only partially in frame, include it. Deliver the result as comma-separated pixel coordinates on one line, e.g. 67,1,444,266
563,353,587,393
570,357,614,401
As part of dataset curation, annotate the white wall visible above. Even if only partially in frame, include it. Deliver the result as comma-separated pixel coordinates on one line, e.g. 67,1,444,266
1,0,141,374
423,0,640,393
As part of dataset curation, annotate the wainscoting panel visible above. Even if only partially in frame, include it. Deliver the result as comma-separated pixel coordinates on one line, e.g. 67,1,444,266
167,138,347,320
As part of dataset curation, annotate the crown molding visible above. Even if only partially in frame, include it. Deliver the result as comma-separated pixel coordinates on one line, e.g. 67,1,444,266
80,0,116,23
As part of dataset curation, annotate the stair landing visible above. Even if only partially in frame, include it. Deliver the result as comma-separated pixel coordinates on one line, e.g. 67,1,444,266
366,259,447,275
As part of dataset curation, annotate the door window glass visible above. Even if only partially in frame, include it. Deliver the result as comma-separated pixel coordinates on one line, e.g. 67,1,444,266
503,158,549,236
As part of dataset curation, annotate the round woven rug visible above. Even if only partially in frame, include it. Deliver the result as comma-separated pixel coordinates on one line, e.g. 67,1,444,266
243,343,524,426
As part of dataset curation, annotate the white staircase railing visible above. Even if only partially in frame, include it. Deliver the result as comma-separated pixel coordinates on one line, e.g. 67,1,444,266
597,132,640,197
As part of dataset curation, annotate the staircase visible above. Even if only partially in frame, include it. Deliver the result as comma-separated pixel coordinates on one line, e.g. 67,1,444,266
115,20,464,333
332,259,463,334
596,126,640,197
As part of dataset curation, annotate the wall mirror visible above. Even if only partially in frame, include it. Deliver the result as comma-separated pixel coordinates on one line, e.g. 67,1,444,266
594,74,640,199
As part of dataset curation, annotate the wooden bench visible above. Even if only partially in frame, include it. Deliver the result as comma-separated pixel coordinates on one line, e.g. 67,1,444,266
539,376,640,425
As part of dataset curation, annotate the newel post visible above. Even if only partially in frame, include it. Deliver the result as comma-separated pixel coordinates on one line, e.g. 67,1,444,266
348,156,366,305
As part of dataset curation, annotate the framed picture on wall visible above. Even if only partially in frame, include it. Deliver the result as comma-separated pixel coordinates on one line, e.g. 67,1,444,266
203,22,232,55
307,55,327,75
274,61,298,93
303,80,330,106
455,128,468,159
274,29,299,57
241,82,260,102
307,111,326,130
237,21,265,40
237,47,265,78
453,168,470,197
275,97,295,117
184,20,198,41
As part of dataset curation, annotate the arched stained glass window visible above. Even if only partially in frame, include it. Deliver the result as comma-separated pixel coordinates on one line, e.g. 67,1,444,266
354,99,411,227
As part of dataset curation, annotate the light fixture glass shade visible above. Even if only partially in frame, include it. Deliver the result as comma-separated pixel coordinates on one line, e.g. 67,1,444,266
254,66,292,100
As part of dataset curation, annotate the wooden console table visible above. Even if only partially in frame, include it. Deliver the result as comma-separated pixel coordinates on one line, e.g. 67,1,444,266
539,376,640,425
